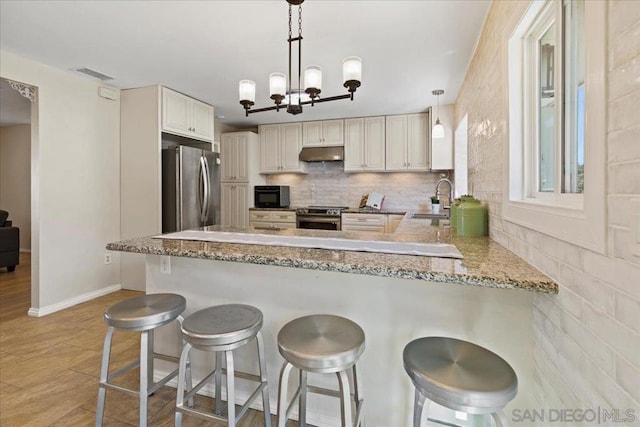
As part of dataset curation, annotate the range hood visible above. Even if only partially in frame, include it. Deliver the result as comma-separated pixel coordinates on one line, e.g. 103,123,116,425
298,146,344,162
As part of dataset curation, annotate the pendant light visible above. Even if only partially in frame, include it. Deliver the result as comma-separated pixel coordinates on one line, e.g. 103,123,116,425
239,0,362,117
432,89,445,139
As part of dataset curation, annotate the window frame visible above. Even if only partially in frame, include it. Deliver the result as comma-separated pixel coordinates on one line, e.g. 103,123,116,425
505,0,606,253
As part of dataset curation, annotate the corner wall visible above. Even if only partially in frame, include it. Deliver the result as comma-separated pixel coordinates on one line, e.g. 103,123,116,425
0,51,122,311
0,124,31,250
454,0,639,420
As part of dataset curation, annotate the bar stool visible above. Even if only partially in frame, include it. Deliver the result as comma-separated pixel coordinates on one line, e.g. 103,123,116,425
175,304,271,427
403,337,518,427
96,293,191,427
276,314,365,427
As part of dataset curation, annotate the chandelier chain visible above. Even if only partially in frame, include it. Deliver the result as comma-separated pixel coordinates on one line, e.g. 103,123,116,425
298,4,302,37
288,3,292,40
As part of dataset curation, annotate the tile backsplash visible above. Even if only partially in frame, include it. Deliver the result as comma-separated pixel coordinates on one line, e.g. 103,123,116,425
266,161,450,210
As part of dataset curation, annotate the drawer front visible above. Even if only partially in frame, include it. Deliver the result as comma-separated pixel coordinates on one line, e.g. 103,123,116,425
342,224,386,233
250,211,273,222
270,211,296,223
342,213,386,226
250,221,297,230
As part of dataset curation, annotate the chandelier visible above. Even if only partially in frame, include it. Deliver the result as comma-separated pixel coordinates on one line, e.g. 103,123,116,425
239,0,362,116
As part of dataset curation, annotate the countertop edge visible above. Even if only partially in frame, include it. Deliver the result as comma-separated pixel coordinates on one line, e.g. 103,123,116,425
107,240,558,294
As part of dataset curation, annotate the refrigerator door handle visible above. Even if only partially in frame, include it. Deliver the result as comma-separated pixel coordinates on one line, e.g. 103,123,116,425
203,156,212,223
200,155,209,224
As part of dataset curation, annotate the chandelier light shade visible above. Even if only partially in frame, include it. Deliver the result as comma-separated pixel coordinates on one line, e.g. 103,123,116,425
432,89,445,139
239,0,362,116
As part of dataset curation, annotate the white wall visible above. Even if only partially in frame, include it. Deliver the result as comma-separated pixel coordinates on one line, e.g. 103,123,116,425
0,124,31,250
454,0,640,420
0,50,121,311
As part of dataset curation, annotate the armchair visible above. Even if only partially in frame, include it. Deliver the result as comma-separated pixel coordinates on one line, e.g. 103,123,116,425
0,210,20,272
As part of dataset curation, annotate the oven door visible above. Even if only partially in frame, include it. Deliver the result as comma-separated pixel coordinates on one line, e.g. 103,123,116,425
296,215,340,230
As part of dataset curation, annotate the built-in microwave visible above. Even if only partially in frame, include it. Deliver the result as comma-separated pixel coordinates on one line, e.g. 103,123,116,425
254,185,290,208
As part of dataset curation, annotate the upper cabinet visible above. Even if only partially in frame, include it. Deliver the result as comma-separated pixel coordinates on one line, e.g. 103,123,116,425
385,113,428,171
302,119,344,147
162,87,214,142
220,131,260,182
430,104,454,170
344,117,386,172
259,123,306,174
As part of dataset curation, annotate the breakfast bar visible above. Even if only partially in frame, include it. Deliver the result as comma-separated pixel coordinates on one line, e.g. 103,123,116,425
106,215,557,426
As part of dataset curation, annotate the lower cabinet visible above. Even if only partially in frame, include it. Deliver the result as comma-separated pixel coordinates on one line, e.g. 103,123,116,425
249,210,297,229
341,213,406,233
221,183,249,228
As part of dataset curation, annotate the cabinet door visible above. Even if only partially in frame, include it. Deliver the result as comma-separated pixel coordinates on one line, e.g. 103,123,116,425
385,115,407,171
302,121,323,147
220,183,234,226
235,183,249,228
220,134,237,181
260,125,281,173
322,119,344,146
407,113,428,171
162,88,191,136
280,123,303,172
386,214,405,232
364,116,386,171
234,133,249,181
344,118,364,172
191,101,214,142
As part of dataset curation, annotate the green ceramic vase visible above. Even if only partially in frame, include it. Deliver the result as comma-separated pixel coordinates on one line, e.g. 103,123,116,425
457,197,488,236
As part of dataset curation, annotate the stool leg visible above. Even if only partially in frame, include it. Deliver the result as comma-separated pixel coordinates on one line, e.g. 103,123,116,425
352,364,364,427
215,351,223,415
413,388,426,427
175,342,192,427
139,330,149,427
299,370,307,427
337,370,353,427
277,362,294,427
147,329,154,391
226,350,236,427
95,326,115,427
175,314,193,408
256,332,272,427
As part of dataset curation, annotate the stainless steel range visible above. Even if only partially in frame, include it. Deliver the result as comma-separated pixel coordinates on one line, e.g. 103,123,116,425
296,206,349,230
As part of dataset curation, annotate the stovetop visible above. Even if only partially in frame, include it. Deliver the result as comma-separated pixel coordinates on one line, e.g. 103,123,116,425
296,206,349,216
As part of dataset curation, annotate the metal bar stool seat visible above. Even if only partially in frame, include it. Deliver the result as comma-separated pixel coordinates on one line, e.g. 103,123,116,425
277,314,365,427
96,293,191,427
403,337,518,427
175,304,271,427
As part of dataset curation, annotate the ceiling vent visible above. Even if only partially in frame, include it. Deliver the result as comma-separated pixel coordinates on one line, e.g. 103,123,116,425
75,67,114,81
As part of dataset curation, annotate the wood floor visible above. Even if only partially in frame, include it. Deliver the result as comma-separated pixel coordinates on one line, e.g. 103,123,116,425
0,253,295,426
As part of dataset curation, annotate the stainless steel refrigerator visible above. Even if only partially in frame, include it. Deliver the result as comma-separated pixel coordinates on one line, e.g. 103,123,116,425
162,146,220,233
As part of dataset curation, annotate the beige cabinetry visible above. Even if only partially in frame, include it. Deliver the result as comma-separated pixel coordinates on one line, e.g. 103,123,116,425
302,119,344,147
385,113,428,171
249,210,297,229
341,213,406,233
344,117,386,172
220,131,265,228
259,123,306,174
430,104,454,170
162,87,214,142
220,182,249,228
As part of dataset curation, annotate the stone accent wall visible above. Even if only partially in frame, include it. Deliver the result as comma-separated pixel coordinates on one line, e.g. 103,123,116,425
267,162,447,210
455,0,640,421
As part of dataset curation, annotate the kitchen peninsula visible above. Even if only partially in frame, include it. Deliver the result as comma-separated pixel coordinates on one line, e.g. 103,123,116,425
107,214,557,426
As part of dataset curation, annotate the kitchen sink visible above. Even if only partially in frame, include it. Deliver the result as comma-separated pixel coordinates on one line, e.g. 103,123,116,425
410,213,449,220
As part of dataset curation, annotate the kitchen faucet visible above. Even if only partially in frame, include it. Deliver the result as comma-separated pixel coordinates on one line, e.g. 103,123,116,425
435,176,454,211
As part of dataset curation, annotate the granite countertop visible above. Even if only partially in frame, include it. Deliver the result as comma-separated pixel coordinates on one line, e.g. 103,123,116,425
107,214,558,294
342,208,409,215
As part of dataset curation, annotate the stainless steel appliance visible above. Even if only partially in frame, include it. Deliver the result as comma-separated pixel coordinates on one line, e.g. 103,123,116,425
296,206,349,230
254,185,290,208
162,146,220,233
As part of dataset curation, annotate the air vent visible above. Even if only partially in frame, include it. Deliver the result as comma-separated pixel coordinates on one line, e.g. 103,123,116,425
75,67,114,81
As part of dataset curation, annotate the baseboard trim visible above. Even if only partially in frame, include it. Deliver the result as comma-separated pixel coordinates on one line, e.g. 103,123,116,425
28,284,122,317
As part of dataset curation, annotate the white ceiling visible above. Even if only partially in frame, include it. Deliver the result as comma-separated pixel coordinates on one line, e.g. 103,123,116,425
0,79,31,126
0,0,490,129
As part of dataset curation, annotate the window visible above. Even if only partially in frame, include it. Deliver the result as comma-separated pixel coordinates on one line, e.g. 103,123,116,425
506,0,605,252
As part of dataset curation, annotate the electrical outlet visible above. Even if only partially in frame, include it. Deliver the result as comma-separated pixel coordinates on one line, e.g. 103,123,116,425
160,256,171,274
104,253,112,264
